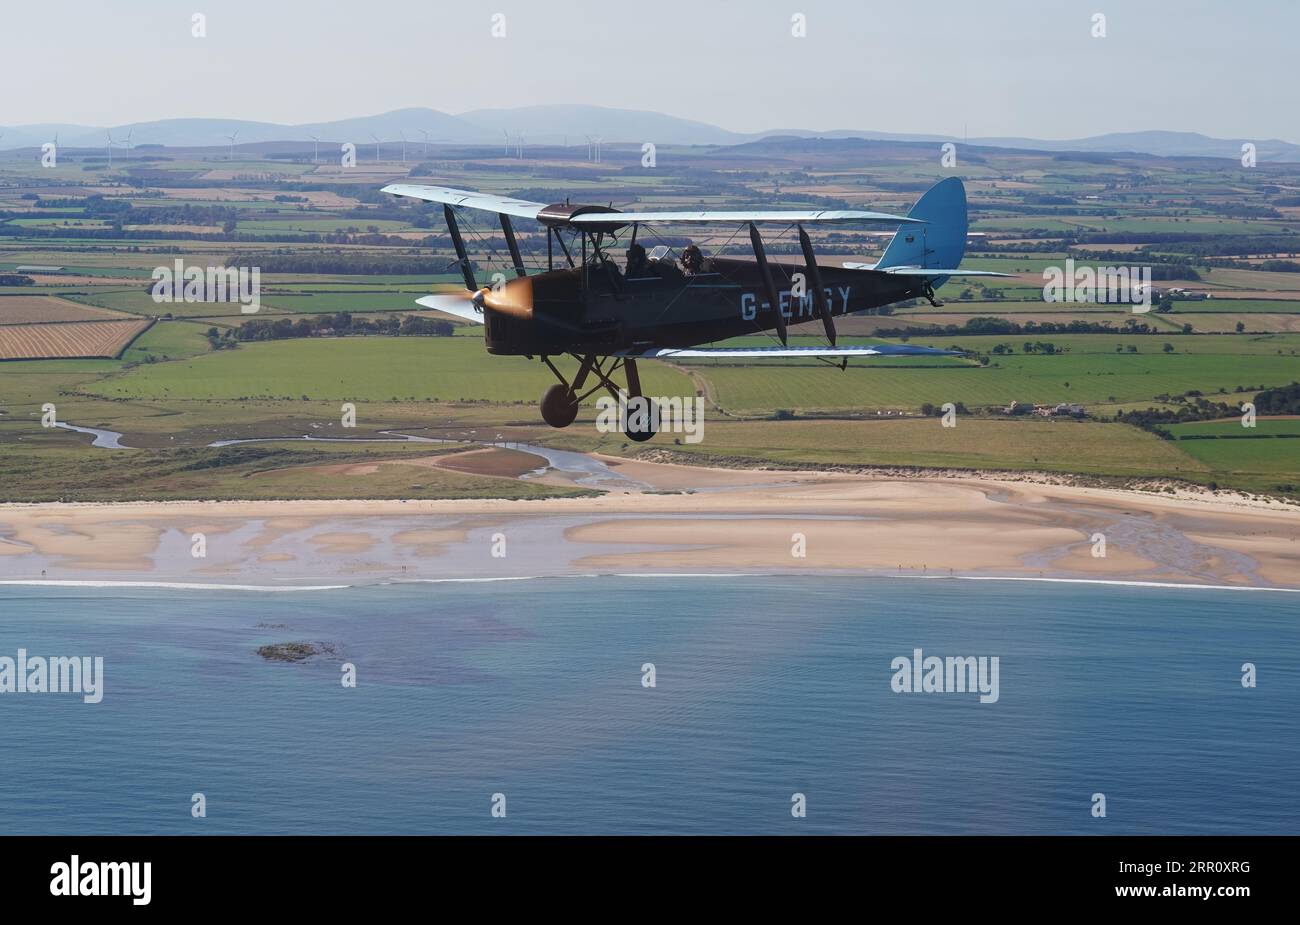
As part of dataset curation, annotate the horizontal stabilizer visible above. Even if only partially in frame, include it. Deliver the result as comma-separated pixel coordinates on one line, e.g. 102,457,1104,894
415,294,485,324
617,344,960,359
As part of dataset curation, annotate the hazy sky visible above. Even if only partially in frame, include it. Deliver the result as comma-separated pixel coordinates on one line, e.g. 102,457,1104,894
4,0,1297,141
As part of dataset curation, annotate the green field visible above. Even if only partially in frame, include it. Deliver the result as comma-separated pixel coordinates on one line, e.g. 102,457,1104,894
86,336,695,403
120,320,215,361
1159,418,1300,489
1165,418,1300,438
640,417,1206,476
83,330,1300,414
683,335,1300,413
256,291,434,314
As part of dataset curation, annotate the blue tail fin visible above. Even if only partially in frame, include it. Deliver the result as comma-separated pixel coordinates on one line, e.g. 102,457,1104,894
874,177,968,284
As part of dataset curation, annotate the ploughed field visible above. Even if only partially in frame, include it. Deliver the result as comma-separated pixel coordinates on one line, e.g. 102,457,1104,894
0,295,131,324
0,318,152,360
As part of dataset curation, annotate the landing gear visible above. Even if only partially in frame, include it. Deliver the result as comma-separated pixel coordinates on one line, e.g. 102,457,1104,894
624,413,656,442
923,282,944,308
540,384,579,428
620,357,654,441
623,393,656,442
538,353,656,441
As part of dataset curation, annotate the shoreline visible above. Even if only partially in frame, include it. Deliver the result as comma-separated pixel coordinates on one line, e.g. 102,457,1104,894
611,449,1300,514
5,449,1295,516
3,571,1299,594
2,461,1299,592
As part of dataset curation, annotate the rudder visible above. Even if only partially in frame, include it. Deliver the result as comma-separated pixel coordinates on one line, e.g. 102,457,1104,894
874,177,969,281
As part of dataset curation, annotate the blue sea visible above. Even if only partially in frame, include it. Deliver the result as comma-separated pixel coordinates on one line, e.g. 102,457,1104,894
0,577,1296,834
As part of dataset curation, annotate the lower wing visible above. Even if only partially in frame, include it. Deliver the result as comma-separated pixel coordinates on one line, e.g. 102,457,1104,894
617,344,960,359
841,264,1014,277
415,294,485,324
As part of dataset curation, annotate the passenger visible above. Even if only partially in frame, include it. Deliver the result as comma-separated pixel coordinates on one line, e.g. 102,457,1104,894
626,242,650,277
681,244,704,275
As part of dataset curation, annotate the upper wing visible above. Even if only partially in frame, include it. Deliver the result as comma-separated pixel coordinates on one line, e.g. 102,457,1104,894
842,263,1014,277
382,183,921,227
572,209,922,226
381,184,546,221
616,344,960,359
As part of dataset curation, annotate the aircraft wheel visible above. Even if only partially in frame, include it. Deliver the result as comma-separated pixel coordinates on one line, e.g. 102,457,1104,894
540,384,579,428
624,398,657,442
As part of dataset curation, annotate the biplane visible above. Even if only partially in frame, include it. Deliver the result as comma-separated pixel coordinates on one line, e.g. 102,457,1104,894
382,176,1008,440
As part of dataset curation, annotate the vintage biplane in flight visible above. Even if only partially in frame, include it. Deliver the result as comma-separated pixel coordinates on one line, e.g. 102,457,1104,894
383,176,1007,440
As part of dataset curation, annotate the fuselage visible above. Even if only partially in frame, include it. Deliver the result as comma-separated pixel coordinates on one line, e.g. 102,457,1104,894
481,257,929,356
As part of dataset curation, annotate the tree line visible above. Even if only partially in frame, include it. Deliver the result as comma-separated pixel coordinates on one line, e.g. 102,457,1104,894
207,312,454,347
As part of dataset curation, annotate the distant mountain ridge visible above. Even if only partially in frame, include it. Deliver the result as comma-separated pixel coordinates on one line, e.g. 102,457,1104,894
2,104,1297,162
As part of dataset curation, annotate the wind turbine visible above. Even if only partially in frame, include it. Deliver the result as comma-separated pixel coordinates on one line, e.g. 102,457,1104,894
370,132,381,162
503,129,510,157
309,134,319,164
225,130,238,161
105,129,115,166
516,131,525,159
399,131,407,163
419,129,431,157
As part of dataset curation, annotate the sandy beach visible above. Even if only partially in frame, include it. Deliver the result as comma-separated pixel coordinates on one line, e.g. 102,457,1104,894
2,452,1298,590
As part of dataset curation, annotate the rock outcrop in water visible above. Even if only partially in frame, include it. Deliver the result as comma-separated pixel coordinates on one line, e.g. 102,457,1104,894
257,641,337,663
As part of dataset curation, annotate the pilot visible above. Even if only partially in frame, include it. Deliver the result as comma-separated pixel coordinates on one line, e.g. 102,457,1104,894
681,244,704,276
626,242,650,277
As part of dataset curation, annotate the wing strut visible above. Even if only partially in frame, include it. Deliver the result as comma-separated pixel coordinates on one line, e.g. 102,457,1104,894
443,205,477,291
500,214,527,278
551,227,574,268
797,224,836,347
748,222,787,346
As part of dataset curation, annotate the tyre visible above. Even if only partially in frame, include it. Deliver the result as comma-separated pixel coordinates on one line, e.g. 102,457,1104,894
540,384,579,428
624,398,656,442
